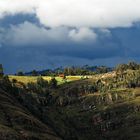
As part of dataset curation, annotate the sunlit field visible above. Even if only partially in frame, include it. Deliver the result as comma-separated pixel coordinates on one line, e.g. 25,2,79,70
9,75,83,85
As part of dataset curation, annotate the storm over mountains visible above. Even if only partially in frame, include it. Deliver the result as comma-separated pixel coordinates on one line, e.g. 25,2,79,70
0,0,140,73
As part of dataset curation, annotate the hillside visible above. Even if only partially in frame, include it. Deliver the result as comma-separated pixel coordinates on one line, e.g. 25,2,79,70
46,70,140,140
0,79,62,140
0,67,140,140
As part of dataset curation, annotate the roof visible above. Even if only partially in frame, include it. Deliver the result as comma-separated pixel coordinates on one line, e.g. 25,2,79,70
59,74,65,77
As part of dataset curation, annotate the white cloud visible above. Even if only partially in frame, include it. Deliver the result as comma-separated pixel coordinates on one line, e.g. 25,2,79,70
0,0,37,17
0,0,140,28
69,27,97,42
5,22,70,46
4,22,97,46
0,0,140,43
8,22,49,46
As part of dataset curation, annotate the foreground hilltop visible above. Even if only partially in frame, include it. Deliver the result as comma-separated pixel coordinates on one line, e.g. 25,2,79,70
0,63,140,140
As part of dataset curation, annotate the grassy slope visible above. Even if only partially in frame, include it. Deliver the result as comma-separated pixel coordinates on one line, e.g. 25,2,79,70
4,71,140,139
0,88,62,140
44,72,140,140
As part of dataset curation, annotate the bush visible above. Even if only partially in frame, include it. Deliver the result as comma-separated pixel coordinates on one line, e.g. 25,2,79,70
37,77,48,88
50,78,57,89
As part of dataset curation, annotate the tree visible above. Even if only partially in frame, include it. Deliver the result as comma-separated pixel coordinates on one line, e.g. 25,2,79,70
0,64,4,77
128,61,139,70
31,70,38,76
115,64,128,74
37,77,48,88
96,66,108,74
50,78,57,88
17,71,24,76
27,82,37,92
1,75,13,92
12,79,17,84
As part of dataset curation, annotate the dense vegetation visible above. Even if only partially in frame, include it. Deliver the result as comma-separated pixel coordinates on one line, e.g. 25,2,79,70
16,65,112,76
0,62,140,140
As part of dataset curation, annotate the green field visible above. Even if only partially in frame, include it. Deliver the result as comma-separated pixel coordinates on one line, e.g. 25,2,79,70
9,75,83,85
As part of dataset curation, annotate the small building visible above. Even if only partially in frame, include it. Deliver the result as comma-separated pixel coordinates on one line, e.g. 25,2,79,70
59,74,65,79
0,64,4,77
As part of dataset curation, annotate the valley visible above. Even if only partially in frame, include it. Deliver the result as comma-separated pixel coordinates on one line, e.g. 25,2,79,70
0,63,140,140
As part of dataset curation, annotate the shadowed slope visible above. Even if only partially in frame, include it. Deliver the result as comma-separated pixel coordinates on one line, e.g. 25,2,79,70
0,87,62,140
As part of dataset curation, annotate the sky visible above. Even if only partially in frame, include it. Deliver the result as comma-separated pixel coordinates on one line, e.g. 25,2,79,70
0,0,140,73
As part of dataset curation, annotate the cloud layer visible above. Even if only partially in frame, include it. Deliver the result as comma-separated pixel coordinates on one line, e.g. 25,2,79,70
1,0,140,44
1,0,140,28
1,0,140,73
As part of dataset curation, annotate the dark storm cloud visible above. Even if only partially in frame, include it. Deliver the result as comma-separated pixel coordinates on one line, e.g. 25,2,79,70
0,13,140,73
112,26,140,57
0,14,40,28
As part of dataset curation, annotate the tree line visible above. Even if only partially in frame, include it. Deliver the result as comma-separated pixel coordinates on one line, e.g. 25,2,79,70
16,65,112,76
